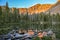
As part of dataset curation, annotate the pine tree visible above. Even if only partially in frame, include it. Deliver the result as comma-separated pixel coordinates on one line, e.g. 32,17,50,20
6,2,9,13
0,6,2,15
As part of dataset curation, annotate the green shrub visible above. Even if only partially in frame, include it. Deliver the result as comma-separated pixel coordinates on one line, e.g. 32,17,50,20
32,36,40,40
42,36,52,40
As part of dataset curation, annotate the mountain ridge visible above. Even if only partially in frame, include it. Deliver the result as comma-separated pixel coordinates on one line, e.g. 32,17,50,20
18,4,53,14
18,0,60,14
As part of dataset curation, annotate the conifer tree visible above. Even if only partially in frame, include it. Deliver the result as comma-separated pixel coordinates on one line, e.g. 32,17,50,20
0,6,2,15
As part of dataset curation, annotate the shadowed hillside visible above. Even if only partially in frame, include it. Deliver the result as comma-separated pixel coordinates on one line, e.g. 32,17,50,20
48,0,60,14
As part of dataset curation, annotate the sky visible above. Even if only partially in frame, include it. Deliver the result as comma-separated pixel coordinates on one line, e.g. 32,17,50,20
0,0,57,8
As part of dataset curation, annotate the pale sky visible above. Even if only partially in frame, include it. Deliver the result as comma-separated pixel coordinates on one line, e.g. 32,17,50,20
0,0,57,8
